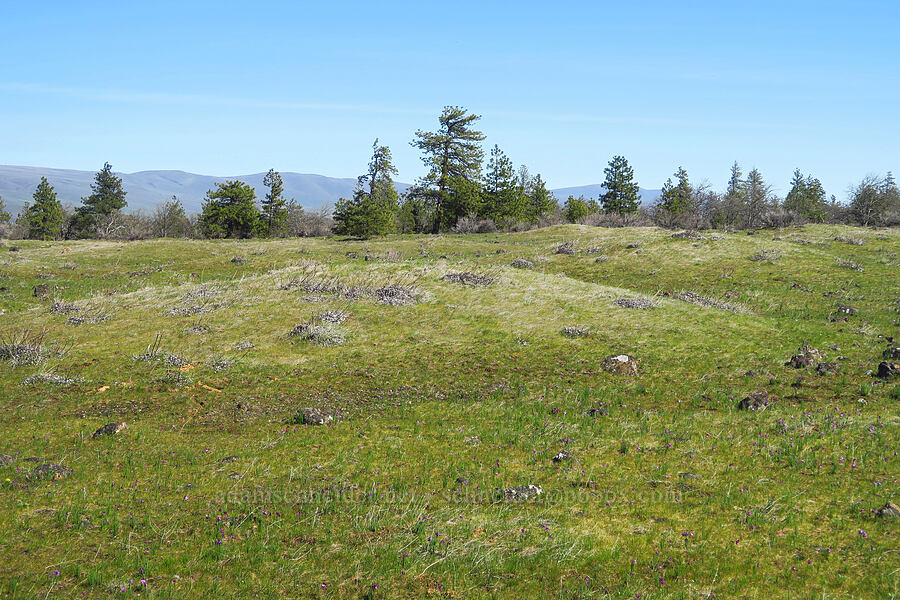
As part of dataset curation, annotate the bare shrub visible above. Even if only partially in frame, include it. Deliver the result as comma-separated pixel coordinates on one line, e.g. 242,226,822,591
442,271,496,286
453,215,498,234
0,330,49,367
673,290,748,314
289,323,346,346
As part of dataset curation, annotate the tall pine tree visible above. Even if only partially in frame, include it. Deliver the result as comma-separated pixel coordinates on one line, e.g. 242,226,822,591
601,156,641,215
198,180,260,238
26,177,64,240
412,106,485,232
70,162,127,237
261,169,289,237
656,167,694,215
783,169,826,222
480,145,521,225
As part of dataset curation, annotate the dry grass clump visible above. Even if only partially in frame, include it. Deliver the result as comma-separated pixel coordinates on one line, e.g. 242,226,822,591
0,330,49,367
49,301,80,315
835,235,866,246
613,297,658,310
289,322,347,346
442,271,496,287
510,258,533,268
169,305,208,317
23,373,83,386
373,285,418,306
671,231,704,240
836,258,863,271
673,290,749,314
750,250,780,262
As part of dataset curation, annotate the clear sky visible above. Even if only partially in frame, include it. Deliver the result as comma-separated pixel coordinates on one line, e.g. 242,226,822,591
1,0,898,198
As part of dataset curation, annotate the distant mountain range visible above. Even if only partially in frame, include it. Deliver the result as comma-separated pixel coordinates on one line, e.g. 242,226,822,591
0,165,659,215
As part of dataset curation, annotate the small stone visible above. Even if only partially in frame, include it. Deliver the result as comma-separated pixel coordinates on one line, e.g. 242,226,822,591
0,454,14,466
835,303,858,315
500,484,543,501
678,472,702,479
877,362,900,379
91,422,127,438
220,455,239,463
33,284,51,299
230,256,246,264
601,354,639,376
786,345,822,368
552,450,572,463
511,258,533,268
876,501,900,518
884,344,900,361
465,436,481,446
455,476,469,486
296,407,334,425
29,463,73,481
8,246,21,252
815,362,839,376
738,389,770,411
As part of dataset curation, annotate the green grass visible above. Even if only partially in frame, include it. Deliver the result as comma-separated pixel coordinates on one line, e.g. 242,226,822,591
0,224,898,599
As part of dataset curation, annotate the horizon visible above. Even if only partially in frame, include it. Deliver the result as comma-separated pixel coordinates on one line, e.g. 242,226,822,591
2,1,898,199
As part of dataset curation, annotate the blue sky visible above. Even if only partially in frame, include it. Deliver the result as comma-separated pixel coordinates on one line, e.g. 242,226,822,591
1,0,898,198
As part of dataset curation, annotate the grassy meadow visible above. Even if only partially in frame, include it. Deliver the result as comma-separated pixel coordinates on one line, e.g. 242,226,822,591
0,224,898,599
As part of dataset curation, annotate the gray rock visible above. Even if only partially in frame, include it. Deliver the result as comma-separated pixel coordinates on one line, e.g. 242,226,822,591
884,343,900,361
500,484,543,501
0,454,14,467
876,501,900,518
296,407,334,425
511,258,533,268
877,362,900,379
601,354,639,375
33,284,51,299
738,389,770,411
552,450,572,463
91,422,127,438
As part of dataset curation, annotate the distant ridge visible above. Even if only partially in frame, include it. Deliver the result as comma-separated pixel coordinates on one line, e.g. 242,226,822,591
0,165,659,215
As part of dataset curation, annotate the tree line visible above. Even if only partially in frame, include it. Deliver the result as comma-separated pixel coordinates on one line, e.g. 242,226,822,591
1,106,898,240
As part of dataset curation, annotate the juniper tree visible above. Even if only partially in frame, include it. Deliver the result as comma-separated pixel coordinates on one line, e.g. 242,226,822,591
412,106,485,232
261,169,288,237
26,177,64,240
601,155,641,215
198,180,260,238
526,174,557,222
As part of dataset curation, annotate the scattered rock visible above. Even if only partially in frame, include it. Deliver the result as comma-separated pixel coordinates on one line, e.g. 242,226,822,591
835,303,858,315
601,354,639,375
455,476,469,486
876,501,900,518
373,285,417,306
465,436,481,446
738,389,770,411
750,250,780,262
561,326,589,338
835,236,866,246
673,291,747,314
219,455,239,463
883,343,900,361
442,271,495,286
626,242,641,249
594,256,609,263
8,246,20,252
613,297,657,310
230,256,246,264
290,323,346,346
92,422,128,438
23,373,82,386
0,454,14,466
33,284,51,298
317,310,348,324
555,242,576,255
235,340,255,350
500,484,543,501
815,362,840,376
672,231,703,240
877,362,900,379
836,258,862,272
552,450,572,463
295,407,334,425
511,258,533,268
786,345,822,369
29,463,73,481
678,472,702,479
585,405,608,417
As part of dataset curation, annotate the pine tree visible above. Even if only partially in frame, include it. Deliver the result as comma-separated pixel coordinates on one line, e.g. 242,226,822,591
261,169,288,237
783,169,826,222
744,168,772,228
0,195,10,224
26,177,64,240
412,106,485,232
198,180,260,238
656,167,694,215
526,174,557,222
333,140,399,239
564,195,589,223
70,162,127,237
601,156,641,215
480,145,521,225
